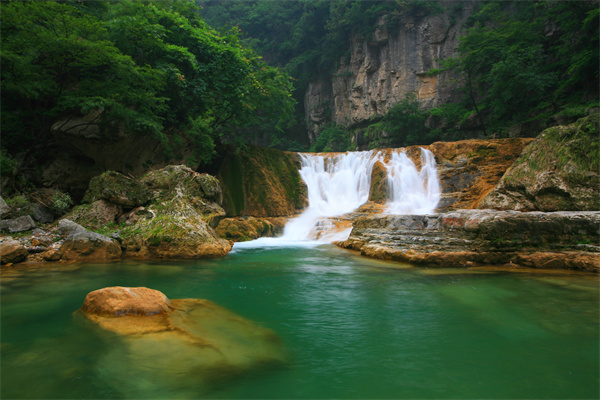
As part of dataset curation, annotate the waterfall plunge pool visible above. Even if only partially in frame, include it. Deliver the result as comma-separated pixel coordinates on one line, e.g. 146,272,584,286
1,244,598,399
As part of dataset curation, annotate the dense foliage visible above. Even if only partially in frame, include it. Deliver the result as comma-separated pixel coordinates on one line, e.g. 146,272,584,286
200,0,598,149
1,0,295,183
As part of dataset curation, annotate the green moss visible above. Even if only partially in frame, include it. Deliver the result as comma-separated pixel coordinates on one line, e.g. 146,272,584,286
219,153,245,216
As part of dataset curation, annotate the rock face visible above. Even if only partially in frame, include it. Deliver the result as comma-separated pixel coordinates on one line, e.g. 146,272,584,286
338,210,600,272
429,138,535,211
361,138,533,212
479,114,600,211
217,145,307,217
305,4,474,139
46,114,192,200
83,171,151,207
60,230,122,261
78,287,287,397
0,240,29,264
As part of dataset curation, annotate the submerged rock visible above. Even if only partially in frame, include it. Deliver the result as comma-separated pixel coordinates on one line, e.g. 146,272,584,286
78,287,287,396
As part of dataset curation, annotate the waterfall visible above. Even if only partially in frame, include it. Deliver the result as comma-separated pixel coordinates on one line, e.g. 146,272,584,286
385,148,440,215
281,151,379,242
234,147,440,248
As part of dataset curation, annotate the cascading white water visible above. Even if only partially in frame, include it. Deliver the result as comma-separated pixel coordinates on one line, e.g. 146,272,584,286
281,151,379,241
234,147,441,249
385,148,440,215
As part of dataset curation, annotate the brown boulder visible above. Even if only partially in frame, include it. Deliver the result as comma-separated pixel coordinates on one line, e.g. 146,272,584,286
0,240,29,265
81,287,171,317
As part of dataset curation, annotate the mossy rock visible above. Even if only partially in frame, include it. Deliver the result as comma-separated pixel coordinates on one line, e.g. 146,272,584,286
479,114,600,211
217,145,307,217
120,197,231,258
142,165,223,205
215,217,276,242
83,171,151,207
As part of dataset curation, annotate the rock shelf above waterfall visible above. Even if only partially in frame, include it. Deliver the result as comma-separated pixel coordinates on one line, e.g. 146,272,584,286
338,210,600,273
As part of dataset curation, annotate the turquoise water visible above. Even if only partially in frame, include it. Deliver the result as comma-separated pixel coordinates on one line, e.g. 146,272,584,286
1,244,598,399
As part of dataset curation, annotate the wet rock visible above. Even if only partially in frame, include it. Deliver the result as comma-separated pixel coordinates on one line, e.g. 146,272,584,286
78,287,287,397
339,210,600,272
81,287,171,317
26,246,47,254
216,217,280,242
41,249,62,262
56,219,87,236
83,170,151,207
60,231,122,261
6,215,36,233
0,240,29,264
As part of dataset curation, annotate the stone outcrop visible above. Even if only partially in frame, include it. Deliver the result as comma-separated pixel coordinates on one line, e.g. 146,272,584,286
305,4,474,139
83,170,151,207
216,145,307,217
56,219,87,236
338,210,600,272
60,230,122,261
479,114,600,211
429,138,535,211
1,215,36,233
68,200,122,231
0,240,29,265
78,287,287,396
121,165,232,259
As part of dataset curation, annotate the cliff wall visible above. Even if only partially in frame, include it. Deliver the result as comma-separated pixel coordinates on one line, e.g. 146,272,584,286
305,2,475,140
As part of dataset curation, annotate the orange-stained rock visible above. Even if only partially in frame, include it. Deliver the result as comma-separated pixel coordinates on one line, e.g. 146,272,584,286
0,240,29,265
77,287,288,397
81,286,171,317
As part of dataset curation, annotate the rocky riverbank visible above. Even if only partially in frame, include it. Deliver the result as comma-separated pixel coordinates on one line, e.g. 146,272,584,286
338,209,600,272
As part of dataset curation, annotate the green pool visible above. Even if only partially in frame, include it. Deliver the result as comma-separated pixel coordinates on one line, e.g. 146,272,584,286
1,244,598,399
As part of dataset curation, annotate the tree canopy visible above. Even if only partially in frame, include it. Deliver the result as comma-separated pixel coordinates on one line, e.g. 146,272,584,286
1,0,295,172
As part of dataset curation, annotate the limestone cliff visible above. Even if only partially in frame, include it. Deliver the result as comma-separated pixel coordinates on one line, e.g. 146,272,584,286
305,3,474,140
